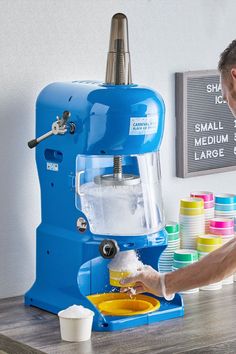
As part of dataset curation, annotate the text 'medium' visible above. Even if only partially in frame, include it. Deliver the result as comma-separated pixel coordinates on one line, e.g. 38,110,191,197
175,70,236,178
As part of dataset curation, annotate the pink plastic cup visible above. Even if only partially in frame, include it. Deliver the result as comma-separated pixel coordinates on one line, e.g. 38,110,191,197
209,227,234,236
209,218,234,229
190,191,214,202
203,201,215,209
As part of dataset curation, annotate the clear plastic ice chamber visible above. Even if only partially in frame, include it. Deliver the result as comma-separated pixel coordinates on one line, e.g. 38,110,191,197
76,152,165,236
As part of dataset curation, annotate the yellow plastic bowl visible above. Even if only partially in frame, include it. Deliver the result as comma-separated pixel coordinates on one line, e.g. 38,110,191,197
98,299,153,316
109,269,135,287
88,293,161,316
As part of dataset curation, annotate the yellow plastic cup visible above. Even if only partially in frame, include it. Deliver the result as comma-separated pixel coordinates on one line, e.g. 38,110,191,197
197,235,222,246
197,244,221,253
180,198,204,209
109,269,135,287
180,208,204,216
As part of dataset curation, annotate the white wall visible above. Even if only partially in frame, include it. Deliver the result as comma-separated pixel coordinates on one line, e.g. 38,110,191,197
1,0,236,298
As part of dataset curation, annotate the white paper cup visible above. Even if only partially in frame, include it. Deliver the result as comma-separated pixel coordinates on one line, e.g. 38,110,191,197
181,240,197,245
180,215,205,219
181,240,197,244
181,244,197,248
180,225,205,229
180,227,204,230
58,311,94,342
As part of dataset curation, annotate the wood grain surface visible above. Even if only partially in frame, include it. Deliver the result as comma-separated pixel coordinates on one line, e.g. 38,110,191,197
1,286,236,354
0,333,44,354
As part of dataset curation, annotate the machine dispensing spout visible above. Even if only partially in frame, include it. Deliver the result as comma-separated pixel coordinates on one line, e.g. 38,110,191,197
105,13,132,85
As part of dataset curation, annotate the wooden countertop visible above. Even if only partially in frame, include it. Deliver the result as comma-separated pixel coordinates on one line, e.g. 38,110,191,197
1,285,236,354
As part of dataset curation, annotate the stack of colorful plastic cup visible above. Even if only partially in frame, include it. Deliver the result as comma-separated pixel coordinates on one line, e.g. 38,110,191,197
197,235,222,291
172,249,199,294
234,217,236,282
215,194,236,219
214,199,236,287
179,198,205,249
190,191,214,233
159,222,180,273
209,218,234,285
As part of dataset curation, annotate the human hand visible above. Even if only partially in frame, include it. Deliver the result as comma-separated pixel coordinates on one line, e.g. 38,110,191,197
119,265,163,296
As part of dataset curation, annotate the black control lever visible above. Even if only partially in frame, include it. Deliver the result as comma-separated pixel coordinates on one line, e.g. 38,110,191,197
28,111,74,149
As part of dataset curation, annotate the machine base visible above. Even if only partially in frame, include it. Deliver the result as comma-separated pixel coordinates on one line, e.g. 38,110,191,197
25,228,184,331
25,288,184,331
92,294,184,331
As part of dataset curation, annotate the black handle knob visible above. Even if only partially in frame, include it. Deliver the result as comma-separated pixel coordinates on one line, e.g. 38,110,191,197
28,139,38,149
99,239,119,259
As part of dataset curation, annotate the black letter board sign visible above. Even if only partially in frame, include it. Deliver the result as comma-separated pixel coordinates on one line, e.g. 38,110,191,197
175,70,236,178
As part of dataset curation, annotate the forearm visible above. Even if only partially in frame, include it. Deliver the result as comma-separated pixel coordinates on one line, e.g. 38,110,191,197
165,237,236,295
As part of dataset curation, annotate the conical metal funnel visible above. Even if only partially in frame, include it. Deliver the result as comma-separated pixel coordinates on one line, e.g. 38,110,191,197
94,14,139,186
105,13,132,85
